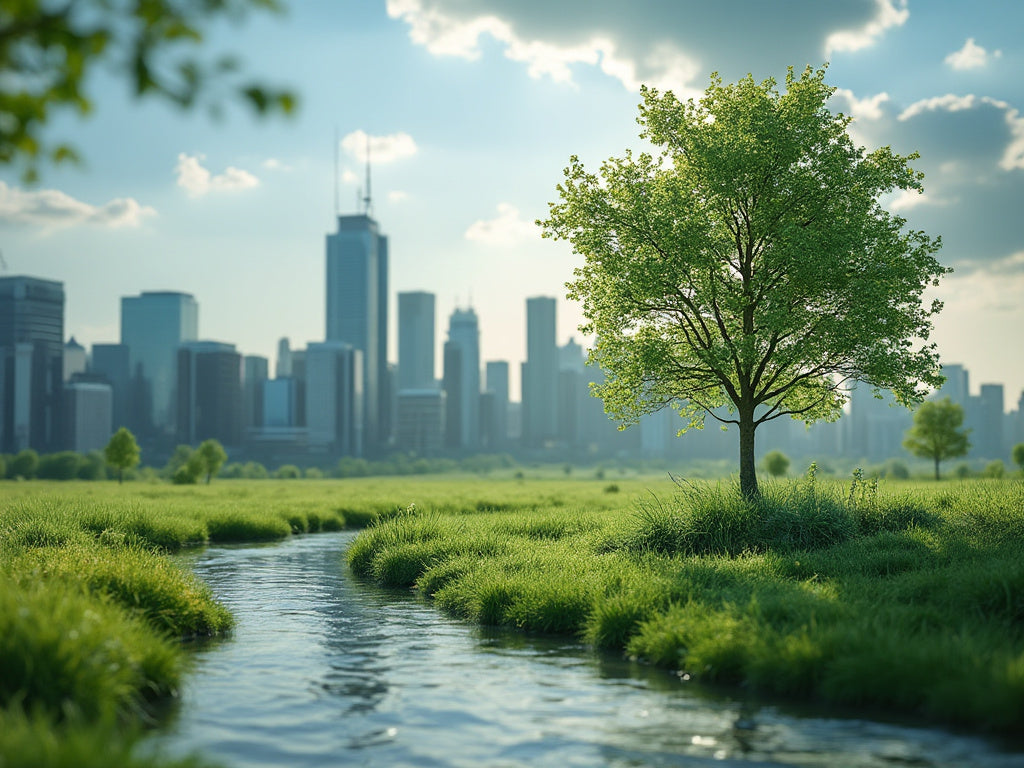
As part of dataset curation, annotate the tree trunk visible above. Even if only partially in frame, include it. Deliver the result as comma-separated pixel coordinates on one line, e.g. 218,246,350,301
934,457,940,481
738,411,759,501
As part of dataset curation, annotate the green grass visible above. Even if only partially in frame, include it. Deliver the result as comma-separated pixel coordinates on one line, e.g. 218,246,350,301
344,474,1024,734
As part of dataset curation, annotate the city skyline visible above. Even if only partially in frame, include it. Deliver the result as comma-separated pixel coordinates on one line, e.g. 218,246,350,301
1,2,1023,400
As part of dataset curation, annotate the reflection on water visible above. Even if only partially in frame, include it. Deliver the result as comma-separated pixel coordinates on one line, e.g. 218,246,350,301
147,532,1024,768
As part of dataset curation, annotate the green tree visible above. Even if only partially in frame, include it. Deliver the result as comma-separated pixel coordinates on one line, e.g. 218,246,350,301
542,66,946,500
10,449,40,479
982,460,1005,479
762,450,790,478
195,439,227,484
1012,443,1024,474
902,398,970,480
104,427,140,484
1,0,295,180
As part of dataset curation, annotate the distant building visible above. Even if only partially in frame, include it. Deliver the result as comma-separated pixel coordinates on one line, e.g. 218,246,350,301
326,213,387,451
243,355,269,430
442,340,463,451
396,389,445,456
176,341,242,446
90,343,131,432
444,307,480,450
483,360,509,449
0,276,65,453
121,291,198,437
276,337,293,378
976,383,1005,459
398,291,436,391
262,377,298,428
64,376,113,453
522,296,558,448
305,341,363,456
63,337,87,381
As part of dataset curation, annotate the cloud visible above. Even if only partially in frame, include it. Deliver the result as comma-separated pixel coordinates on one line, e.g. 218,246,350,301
175,153,260,197
388,190,409,203
898,95,1024,171
0,181,155,230
262,158,293,172
387,0,903,94
831,88,890,121
945,38,1001,71
340,130,418,164
341,169,360,185
464,203,537,246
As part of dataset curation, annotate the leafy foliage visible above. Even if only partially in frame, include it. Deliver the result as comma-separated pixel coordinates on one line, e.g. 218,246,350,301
763,450,790,478
542,66,946,498
902,397,970,480
0,0,296,180
195,439,227,483
104,427,140,483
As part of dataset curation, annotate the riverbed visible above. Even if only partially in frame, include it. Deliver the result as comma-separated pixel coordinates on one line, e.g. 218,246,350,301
146,532,1024,767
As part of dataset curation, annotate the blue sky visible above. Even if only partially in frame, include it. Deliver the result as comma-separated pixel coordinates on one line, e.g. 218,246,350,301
2,0,1022,405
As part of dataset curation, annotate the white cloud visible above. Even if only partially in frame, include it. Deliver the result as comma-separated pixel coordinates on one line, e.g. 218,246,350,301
826,0,908,53
262,158,293,171
898,95,1024,170
831,88,890,121
885,188,932,212
898,94,978,120
175,153,260,197
388,190,409,203
945,38,1001,71
0,181,155,230
340,130,418,164
464,203,537,246
341,169,360,185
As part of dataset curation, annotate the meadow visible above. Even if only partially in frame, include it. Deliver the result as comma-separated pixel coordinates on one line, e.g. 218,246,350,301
1,470,1022,765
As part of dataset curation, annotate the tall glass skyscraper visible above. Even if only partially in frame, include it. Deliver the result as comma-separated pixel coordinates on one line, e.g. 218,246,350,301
398,291,435,391
445,307,480,450
120,291,198,437
325,214,388,450
0,276,65,452
522,296,558,447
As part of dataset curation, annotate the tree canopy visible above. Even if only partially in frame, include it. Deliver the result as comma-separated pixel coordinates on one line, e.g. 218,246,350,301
542,65,947,499
196,438,227,484
0,0,295,179
104,427,140,483
902,397,970,480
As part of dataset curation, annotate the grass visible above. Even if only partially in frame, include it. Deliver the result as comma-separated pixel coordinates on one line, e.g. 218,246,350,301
344,472,1024,735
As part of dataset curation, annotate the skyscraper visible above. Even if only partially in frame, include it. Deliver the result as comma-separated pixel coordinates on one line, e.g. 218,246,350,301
176,341,242,446
522,296,558,448
0,276,65,452
325,214,387,451
90,343,130,432
398,291,436,390
305,341,363,456
484,360,509,449
121,291,198,437
445,307,480,450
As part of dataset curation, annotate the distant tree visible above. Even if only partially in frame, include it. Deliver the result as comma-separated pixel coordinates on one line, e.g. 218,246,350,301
164,444,195,479
78,451,108,480
304,467,324,479
982,460,1005,479
542,66,946,500
0,0,295,181
194,439,227,484
104,427,140,484
38,451,85,480
10,449,39,479
274,464,301,479
902,398,970,480
883,459,910,480
954,462,973,479
243,461,268,479
763,450,790,478
1013,443,1024,474
0,454,6,480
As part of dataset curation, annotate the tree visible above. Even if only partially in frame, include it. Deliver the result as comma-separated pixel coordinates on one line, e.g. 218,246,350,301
1012,443,1024,475
104,427,140,484
763,450,790,478
1,0,295,180
542,66,946,500
195,439,227,484
902,398,970,480
10,449,39,479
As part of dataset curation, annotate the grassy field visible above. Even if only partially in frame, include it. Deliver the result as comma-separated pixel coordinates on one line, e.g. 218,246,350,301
2,471,1022,765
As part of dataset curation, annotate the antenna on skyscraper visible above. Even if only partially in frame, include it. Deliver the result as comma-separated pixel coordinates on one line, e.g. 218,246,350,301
363,133,373,216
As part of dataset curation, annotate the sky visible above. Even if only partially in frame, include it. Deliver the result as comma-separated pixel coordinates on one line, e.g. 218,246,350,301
2,0,1022,406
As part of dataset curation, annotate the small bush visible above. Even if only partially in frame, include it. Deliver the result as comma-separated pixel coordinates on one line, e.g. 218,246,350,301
205,511,290,543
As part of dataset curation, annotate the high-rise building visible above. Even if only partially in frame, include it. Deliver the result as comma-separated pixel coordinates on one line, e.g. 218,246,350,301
977,383,1005,459
325,213,387,451
936,363,969,408
484,360,509,449
276,337,293,378
121,291,198,437
0,276,65,453
522,296,558,448
444,307,480,450
243,355,269,430
398,291,436,391
90,343,131,432
305,341,363,456
176,341,242,446
442,340,463,451
396,389,445,456
63,376,113,453
63,337,87,381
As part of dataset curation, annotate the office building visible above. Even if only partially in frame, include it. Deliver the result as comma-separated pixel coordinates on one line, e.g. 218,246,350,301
398,291,436,390
243,355,269,430
0,276,65,452
325,213,387,450
64,337,87,381
483,360,509,449
521,296,558,448
444,307,480,450
396,389,445,456
976,383,1005,459
176,341,242,446
276,337,293,378
90,343,130,431
121,291,198,436
305,341,363,456
64,377,113,453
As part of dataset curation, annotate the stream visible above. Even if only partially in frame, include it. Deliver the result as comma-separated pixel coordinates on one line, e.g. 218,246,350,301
145,531,1024,767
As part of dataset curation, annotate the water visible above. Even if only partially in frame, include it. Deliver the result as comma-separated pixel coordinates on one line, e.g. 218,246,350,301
147,532,1024,767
